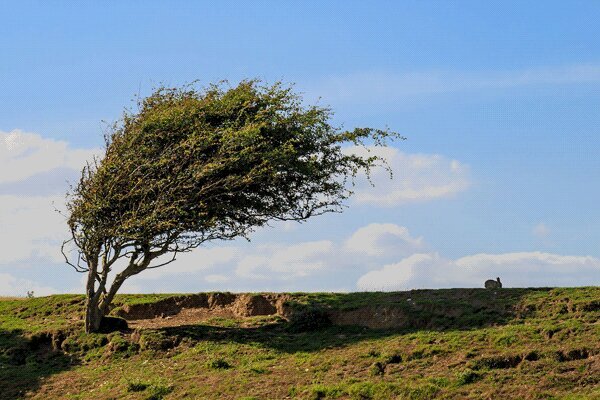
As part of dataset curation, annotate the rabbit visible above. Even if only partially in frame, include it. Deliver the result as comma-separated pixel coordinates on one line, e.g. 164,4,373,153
485,277,502,289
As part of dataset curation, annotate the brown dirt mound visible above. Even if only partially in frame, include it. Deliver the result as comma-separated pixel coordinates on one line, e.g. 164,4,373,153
232,294,277,317
114,293,288,322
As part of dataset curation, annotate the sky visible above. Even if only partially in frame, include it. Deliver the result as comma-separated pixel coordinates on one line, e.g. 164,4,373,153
1,1,600,295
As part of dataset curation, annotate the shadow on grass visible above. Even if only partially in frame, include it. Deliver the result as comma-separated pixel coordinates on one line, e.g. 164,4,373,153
160,322,394,353
157,288,560,354
0,329,76,399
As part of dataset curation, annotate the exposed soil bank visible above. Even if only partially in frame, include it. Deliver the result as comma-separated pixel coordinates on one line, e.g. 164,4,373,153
111,290,522,330
114,293,291,321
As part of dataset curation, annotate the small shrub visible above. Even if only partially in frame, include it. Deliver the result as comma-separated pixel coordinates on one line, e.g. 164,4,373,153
365,349,381,358
524,351,540,361
347,382,377,400
207,358,232,369
145,384,174,400
385,353,402,364
370,361,386,376
126,382,173,400
464,349,479,359
138,331,178,351
105,333,139,357
408,347,426,360
495,334,517,347
307,384,342,400
127,382,150,392
62,333,108,353
402,382,441,399
288,386,298,397
456,368,482,385
249,366,270,374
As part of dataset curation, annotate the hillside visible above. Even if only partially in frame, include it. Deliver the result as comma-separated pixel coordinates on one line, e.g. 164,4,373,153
1,287,599,399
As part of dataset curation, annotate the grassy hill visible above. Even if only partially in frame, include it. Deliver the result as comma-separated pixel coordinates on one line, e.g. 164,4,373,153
1,287,599,399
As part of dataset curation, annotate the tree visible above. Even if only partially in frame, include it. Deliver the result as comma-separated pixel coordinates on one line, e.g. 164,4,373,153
63,80,403,333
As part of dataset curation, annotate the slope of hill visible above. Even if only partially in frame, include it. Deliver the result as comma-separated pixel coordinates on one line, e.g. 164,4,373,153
1,287,599,399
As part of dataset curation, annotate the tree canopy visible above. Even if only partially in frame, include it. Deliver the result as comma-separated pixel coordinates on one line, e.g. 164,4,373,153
64,80,402,332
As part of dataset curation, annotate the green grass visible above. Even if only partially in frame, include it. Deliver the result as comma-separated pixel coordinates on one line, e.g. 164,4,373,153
1,287,599,399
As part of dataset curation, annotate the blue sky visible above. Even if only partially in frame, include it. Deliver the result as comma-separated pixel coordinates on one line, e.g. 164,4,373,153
1,1,599,295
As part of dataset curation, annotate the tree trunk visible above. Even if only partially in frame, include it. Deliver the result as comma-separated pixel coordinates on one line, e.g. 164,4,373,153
85,295,103,333
84,259,104,333
84,249,151,333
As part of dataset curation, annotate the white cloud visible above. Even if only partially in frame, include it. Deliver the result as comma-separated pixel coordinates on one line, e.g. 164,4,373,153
0,130,99,185
139,246,238,279
345,223,424,257
0,130,100,268
0,273,58,297
357,251,600,290
235,240,334,279
311,64,600,105
0,195,67,265
357,253,438,291
344,146,470,206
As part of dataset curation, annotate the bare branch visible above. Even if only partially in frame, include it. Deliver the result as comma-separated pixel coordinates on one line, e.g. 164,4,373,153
61,239,88,273
146,250,179,269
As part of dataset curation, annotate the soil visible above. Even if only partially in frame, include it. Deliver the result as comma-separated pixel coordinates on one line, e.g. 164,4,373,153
115,293,293,329
129,307,238,329
113,291,512,330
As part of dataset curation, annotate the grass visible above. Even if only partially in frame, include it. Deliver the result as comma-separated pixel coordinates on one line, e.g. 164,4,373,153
0,287,599,399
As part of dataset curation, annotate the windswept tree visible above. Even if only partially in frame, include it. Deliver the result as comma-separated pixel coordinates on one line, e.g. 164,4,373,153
64,80,402,333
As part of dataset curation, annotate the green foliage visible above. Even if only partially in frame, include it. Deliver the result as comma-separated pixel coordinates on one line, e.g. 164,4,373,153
61,332,108,354
127,381,150,392
126,381,174,400
138,330,178,352
456,368,482,385
369,361,386,376
207,357,232,370
106,332,139,357
69,80,399,246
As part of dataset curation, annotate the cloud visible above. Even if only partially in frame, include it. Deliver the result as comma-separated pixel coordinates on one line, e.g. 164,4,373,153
357,251,600,290
344,146,470,206
0,195,67,265
0,130,100,268
137,224,425,288
235,240,335,279
311,64,600,105
345,223,424,257
0,130,99,185
0,273,58,297
137,246,238,279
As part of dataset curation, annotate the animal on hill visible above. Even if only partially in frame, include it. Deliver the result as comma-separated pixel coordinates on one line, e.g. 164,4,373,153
485,277,502,289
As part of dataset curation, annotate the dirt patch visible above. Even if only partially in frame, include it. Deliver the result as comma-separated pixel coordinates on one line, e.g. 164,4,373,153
233,294,277,317
113,290,516,330
128,307,238,329
115,293,291,329
115,294,211,320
